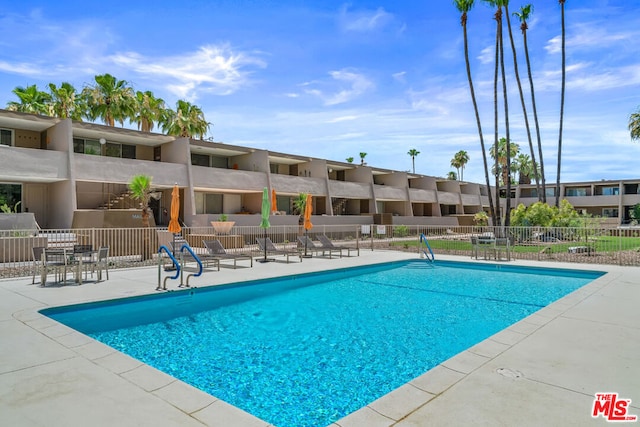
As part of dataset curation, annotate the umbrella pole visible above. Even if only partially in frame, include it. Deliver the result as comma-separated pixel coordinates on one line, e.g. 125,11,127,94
304,229,308,256
263,228,267,262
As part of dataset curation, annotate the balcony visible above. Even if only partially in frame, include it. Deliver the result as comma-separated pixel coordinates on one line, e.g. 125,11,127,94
0,146,68,182
74,155,190,187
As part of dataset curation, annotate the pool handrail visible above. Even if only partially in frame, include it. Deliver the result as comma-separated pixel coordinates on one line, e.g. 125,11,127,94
157,245,181,290
419,233,435,262
179,243,203,287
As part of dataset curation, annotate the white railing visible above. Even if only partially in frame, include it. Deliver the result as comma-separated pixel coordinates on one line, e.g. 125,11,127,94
2,224,639,279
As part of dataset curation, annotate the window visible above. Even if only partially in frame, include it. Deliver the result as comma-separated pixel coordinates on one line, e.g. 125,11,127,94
0,128,13,147
105,142,136,159
0,183,22,211
195,192,222,214
601,187,619,196
191,153,210,167
105,143,121,158
566,188,587,197
73,138,101,155
602,208,619,218
121,144,136,159
210,156,227,168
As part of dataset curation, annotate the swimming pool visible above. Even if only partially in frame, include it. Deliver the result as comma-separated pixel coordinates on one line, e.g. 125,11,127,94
42,260,604,427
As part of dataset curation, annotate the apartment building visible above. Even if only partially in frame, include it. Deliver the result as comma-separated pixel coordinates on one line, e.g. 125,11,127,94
1,109,637,229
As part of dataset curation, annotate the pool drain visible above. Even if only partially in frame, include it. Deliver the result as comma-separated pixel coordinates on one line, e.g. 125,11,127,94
496,368,523,379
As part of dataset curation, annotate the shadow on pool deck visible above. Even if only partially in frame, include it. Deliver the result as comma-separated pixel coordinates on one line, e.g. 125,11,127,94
1,251,638,427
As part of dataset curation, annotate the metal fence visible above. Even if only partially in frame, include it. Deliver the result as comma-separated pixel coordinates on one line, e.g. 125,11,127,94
2,224,639,279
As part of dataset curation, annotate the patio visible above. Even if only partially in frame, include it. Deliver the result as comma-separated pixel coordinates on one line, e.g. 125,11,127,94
0,251,638,426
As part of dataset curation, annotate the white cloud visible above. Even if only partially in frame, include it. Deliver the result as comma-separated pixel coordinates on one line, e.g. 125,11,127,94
477,46,493,65
392,71,407,83
339,5,394,32
545,24,637,54
110,45,266,100
325,115,359,123
302,69,374,106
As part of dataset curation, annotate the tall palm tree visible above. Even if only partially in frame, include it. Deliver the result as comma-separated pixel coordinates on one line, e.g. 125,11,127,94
407,148,420,173
556,0,566,207
450,156,462,180
48,82,83,120
504,1,541,201
454,150,470,181
483,0,503,226
455,0,497,224
133,90,166,132
515,4,547,202
82,73,135,127
514,153,534,184
359,152,367,165
6,85,51,115
161,100,210,139
630,107,640,141
490,137,519,186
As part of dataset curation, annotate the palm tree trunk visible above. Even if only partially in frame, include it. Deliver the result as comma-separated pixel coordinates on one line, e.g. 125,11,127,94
492,12,502,226
523,25,547,203
556,0,566,208
505,4,541,201
462,13,497,224
499,7,511,228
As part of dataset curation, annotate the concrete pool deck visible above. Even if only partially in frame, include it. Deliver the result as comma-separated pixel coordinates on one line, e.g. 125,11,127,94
0,251,638,426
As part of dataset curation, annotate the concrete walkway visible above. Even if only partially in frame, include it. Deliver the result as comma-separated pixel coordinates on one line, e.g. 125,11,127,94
0,251,638,426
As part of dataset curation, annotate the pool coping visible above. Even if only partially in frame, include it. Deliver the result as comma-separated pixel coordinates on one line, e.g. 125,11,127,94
1,251,638,426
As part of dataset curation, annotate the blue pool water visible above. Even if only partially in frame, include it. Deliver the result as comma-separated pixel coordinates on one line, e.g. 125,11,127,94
43,260,604,427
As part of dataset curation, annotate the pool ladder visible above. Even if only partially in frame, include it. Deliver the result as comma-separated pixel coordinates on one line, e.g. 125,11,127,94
157,244,203,290
419,233,435,263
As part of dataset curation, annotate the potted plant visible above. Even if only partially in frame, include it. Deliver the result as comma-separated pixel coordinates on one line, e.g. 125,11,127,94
211,214,235,235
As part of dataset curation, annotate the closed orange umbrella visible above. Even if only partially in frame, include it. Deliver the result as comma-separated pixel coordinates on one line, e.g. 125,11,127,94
168,184,181,255
271,189,277,214
302,194,313,257
168,184,181,234
303,194,313,231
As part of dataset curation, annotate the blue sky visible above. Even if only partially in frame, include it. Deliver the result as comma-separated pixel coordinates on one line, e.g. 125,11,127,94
1,1,639,184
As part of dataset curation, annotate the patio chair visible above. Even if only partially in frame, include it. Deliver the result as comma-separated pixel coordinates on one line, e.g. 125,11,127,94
297,236,341,258
256,237,302,263
470,236,479,259
317,234,359,256
73,244,95,280
41,248,70,285
31,246,46,284
494,238,511,261
203,240,253,268
86,246,110,281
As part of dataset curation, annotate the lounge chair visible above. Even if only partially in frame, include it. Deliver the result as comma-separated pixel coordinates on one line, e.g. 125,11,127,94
256,237,302,263
203,240,253,268
169,240,220,270
297,236,341,258
317,235,359,256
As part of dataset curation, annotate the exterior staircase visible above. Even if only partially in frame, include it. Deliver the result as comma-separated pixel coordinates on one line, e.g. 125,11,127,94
98,191,139,210
332,198,348,215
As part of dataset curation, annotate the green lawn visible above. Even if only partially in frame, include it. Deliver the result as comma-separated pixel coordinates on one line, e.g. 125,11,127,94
390,235,640,254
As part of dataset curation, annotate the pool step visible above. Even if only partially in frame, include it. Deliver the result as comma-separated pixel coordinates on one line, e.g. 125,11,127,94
407,262,435,269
